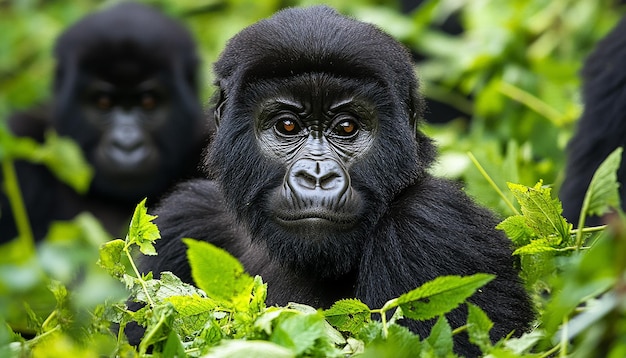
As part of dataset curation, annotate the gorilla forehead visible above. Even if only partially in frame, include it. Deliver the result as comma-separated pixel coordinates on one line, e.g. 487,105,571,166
55,3,197,70
214,6,418,108
247,73,387,113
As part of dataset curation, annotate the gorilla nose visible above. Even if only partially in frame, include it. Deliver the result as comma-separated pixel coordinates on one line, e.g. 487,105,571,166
111,125,144,151
288,158,349,195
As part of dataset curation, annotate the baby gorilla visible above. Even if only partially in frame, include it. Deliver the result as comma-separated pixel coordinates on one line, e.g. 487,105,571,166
137,6,533,355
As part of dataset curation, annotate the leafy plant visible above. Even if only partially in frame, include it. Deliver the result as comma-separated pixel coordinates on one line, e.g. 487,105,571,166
93,201,500,356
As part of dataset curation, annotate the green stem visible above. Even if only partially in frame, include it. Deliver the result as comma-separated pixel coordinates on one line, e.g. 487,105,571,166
139,310,167,356
124,242,155,307
467,152,520,215
24,325,61,349
571,225,606,235
1,158,35,255
377,298,399,339
575,196,591,251
559,316,568,357
451,324,467,335
40,310,58,331
498,81,565,127
539,344,561,358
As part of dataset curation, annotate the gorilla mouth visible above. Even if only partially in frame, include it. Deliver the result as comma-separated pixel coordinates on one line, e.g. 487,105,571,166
96,146,159,178
107,146,151,166
274,209,357,228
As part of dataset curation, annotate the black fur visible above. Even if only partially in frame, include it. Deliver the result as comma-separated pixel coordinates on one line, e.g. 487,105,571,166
560,16,626,226
0,2,206,242
136,6,533,356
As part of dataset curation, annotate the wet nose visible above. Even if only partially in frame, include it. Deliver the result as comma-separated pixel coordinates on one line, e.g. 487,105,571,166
287,158,349,196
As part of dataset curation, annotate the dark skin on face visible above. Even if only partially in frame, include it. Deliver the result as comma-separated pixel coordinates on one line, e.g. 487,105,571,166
254,73,377,235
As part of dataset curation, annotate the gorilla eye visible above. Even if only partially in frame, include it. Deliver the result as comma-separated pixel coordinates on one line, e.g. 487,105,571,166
275,117,301,136
141,93,157,110
333,119,359,137
95,94,112,110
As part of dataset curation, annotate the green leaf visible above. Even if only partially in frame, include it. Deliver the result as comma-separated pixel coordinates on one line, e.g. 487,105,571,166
162,329,186,358
582,147,623,218
39,132,93,194
270,313,326,355
97,239,126,279
154,272,207,301
502,330,543,354
507,181,570,244
397,274,495,321
324,299,371,334
467,303,493,352
512,238,559,255
164,294,217,317
425,315,453,357
207,340,294,358
127,199,160,255
359,324,422,358
249,275,267,313
496,215,536,246
360,324,422,357
184,239,253,303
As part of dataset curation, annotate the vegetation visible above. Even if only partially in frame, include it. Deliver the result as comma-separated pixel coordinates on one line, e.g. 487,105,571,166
1,0,626,356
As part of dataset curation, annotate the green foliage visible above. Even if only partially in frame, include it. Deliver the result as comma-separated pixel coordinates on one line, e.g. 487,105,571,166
184,238,254,305
395,274,494,321
2,139,626,358
577,147,623,230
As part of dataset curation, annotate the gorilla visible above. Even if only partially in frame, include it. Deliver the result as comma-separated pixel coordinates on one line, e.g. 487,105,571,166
0,2,206,242
560,16,626,227
136,6,533,355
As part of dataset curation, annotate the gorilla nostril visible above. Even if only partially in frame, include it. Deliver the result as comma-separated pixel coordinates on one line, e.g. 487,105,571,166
319,172,341,190
294,170,318,190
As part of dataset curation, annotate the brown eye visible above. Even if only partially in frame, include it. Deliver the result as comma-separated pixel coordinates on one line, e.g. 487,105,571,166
96,94,112,110
141,93,157,110
334,119,358,137
275,118,301,135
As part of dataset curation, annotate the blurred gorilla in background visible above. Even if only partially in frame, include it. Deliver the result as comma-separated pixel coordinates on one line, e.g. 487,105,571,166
0,2,207,242
560,16,626,227
133,6,533,356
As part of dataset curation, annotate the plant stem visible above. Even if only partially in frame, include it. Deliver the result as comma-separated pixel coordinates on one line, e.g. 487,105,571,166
1,158,35,256
467,152,520,215
498,81,565,127
570,225,606,235
451,324,467,335
124,242,155,307
575,199,590,251
539,344,561,358
560,316,568,357
377,298,398,339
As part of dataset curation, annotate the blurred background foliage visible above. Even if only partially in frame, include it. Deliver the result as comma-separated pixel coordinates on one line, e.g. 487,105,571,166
1,0,624,215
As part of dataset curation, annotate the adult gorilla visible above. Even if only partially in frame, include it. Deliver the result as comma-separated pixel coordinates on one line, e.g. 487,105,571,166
138,6,533,355
0,2,206,241
560,16,626,227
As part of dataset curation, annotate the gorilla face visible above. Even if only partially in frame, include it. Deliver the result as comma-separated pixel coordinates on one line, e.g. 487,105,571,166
82,76,169,183
208,71,413,276
254,74,378,237
47,2,203,204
